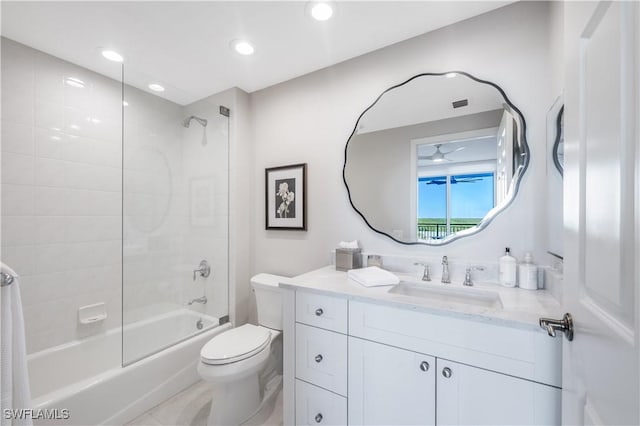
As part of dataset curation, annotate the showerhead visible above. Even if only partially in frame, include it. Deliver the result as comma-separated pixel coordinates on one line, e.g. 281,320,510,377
182,115,208,128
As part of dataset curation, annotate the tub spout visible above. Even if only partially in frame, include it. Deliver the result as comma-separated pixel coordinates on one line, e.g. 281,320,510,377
188,296,207,305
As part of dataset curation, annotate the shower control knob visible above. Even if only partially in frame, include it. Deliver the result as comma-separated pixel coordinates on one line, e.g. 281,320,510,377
315,354,323,363
315,413,323,423
420,361,430,372
315,308,324,316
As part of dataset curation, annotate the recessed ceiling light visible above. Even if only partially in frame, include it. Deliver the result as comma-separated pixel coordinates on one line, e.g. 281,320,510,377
446,72,457,78
310,2,334,21
101,49,123,63
230,39,255,56
148,84,165,92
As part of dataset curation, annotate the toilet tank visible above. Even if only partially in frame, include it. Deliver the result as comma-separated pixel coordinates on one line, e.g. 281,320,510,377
251,273,286,331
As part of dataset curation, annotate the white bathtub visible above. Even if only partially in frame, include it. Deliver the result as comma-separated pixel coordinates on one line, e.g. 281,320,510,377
28,309,231,425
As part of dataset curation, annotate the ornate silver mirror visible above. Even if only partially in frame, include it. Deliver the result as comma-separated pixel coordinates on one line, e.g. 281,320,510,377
343,71,528,245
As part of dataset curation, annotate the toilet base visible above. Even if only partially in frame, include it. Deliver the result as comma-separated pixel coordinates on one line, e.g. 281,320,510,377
241,374,282,426
207,373,260,426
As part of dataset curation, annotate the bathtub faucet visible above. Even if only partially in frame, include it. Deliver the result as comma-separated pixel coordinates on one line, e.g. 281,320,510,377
188,296,208,305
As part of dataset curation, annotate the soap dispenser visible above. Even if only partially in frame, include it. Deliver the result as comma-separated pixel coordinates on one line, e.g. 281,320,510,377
499,247,517,287
518,252,538,290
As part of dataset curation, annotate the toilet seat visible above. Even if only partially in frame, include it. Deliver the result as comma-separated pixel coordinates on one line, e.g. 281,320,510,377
201,324,271,365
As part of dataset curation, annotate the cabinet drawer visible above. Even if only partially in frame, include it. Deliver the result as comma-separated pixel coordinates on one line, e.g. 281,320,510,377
296,291,347,333
296,379,347,426
295,323,348,396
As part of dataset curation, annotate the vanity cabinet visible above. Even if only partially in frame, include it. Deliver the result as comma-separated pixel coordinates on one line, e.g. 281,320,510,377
287,291,562,426
348,337,436,425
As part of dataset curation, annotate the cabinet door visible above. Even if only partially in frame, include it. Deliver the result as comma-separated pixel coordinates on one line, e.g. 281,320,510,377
348,337,435,425
295,380,347,426
436,359,561,426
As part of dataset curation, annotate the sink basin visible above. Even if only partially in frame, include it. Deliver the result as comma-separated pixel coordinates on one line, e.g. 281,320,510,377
387,282,503,309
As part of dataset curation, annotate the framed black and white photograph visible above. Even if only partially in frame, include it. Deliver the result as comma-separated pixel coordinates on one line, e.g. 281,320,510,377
265,163,307,230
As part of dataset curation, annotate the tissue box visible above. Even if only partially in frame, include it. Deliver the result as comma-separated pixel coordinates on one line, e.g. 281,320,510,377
336,248,362,271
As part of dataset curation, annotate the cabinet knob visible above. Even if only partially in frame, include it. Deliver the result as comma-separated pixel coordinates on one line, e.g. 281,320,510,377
315,308,324,316
419,361,430,372
315,413,323,423
442,367,452,378
315,354,323,363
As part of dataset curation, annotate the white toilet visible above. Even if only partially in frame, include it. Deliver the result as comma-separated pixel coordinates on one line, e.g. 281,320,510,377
198,273,285,426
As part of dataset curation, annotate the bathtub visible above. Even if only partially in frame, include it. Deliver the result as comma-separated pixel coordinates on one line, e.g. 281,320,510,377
27,309,231,425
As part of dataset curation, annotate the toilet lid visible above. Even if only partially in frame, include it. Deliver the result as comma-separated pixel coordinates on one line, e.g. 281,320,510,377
200,324,271,365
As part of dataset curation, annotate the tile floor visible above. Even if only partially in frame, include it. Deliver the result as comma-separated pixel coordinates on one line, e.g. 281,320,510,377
126,381,283,426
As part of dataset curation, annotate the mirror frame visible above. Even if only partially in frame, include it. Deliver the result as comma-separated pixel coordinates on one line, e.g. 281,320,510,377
342,71,529,246
552,105,564,176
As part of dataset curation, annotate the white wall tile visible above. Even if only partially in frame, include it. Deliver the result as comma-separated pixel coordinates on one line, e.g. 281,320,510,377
1,216,36,247
0,245,35,276
35,157,66,187
34,243,70,274
34,51,65,104
2,184,35,216
2,152,35,185
35,216,67,244
35,127,67,160
35,100,64,131
2,121,34,155
35,186,67,216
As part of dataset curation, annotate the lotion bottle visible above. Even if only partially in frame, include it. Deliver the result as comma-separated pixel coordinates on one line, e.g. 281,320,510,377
518,252,538,290
499,247,517,287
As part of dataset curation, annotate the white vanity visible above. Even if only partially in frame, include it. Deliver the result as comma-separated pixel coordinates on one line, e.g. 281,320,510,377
280,266,563,425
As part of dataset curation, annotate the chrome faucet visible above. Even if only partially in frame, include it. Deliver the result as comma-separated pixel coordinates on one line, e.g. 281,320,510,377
414,262,431,281
441,256,451,284
188,296,208,305
463,266,485,286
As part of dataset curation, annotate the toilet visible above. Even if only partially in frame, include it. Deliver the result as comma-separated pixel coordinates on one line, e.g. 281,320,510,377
198,273,285,426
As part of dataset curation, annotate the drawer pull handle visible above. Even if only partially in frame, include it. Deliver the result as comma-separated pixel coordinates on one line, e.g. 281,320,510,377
315,354,323,363
419,361,430,372
315,308,324,316
442,367,452,378
315,413,323,423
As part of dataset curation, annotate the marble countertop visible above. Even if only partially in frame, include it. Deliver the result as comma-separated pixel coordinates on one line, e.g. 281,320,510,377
280,266,563,331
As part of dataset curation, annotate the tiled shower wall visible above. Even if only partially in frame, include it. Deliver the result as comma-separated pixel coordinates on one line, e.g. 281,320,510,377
1,38,230,355
1,38,123,353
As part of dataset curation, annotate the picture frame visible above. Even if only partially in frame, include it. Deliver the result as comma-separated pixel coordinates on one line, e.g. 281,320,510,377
265,163,307,230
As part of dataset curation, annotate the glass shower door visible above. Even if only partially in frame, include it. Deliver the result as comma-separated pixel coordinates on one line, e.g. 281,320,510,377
122,74,229,365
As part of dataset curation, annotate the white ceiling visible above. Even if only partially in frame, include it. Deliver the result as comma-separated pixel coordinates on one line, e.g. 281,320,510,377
1,1,511,105
357,72,505,134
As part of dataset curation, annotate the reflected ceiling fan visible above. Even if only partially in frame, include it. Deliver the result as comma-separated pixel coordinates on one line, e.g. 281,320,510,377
424,176,484,185
418,144,465,162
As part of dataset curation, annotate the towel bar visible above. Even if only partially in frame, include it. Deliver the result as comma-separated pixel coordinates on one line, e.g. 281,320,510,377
0,271,15,287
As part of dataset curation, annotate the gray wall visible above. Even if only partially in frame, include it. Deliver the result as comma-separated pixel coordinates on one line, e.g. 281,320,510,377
249,1,554,277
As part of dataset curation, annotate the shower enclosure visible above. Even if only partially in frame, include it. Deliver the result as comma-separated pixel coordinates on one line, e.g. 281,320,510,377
0,36,230,424
121,73,230,364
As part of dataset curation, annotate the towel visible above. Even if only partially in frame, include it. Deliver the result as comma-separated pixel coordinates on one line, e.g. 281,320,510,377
347,266,400,287
1,263,32,426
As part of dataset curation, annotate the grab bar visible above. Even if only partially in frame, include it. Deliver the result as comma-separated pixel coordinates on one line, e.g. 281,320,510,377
1,271,15,287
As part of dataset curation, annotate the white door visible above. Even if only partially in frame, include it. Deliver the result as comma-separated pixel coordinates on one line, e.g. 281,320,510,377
348,337,435,425
562,1,639,424
436,359,561,426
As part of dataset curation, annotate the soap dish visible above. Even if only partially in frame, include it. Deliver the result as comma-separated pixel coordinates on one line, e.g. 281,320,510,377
78,303,107,325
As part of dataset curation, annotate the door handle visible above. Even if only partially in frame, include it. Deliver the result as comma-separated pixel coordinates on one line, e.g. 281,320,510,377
539,313,574,341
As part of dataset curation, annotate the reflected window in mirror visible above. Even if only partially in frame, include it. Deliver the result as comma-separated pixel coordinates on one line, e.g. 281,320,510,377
343,71,529,245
